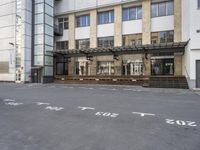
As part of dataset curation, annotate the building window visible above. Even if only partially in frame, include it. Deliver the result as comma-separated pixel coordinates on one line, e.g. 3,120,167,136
76,39,90,49
58,17,68,30
97,61,114,75
56,62,68,75
76,15,90,27
123,6,142,21
122,34,142,46
151,1,174,18
151,59,174,76
198,0,200,8
56,41,68,50
98,10,114,24
98,37,114,48
151,31,174,44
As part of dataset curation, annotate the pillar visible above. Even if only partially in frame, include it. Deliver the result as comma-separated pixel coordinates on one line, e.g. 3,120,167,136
114,5,122,47
174,0,182,42
68,13,75,49
90,10,97,48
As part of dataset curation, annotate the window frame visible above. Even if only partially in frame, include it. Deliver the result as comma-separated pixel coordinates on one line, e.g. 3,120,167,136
122,6,142,21
98,10,114,25
151,1,174,18
76,14,90,28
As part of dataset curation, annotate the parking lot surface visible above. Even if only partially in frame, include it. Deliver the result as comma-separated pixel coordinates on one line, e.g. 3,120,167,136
0,83,200,150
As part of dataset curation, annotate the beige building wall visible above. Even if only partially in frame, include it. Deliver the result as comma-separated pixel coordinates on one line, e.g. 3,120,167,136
68,13,75,49
114,5,122,47
174,0,182,42
90,9,97,48
174,53,182,76
142,0,151,45
142,0,151,76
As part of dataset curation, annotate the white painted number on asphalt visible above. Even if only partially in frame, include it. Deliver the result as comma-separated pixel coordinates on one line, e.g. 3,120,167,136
132,112,155,117
3,99,15,102
78,106,95,111
166,119,197,127
46,106,64,111
5,102,23,106
95,112,119,118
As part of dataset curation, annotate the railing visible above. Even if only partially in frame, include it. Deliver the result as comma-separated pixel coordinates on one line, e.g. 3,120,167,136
54,24,63,36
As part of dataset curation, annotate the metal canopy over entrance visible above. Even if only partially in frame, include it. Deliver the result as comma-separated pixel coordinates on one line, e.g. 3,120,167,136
52,41,189,57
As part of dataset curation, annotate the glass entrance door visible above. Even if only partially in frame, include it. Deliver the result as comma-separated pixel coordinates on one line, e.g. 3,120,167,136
151,59,174,76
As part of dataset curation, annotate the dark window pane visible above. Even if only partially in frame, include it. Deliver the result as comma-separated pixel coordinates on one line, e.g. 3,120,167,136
160,32,166,43
151,4,158,17
137,7,142,19
167,1,174,15
129,8,136,20
158,3,166,16
123,9,129,21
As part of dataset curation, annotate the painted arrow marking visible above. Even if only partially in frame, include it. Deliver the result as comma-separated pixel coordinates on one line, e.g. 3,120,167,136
132,112,155,117
36,102,50,106
78,106,95,111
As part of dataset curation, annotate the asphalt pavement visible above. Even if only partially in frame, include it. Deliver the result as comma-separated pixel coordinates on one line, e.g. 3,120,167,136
0,83,200,150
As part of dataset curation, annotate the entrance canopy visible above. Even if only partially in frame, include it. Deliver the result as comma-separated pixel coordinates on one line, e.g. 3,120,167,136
52,41,189,57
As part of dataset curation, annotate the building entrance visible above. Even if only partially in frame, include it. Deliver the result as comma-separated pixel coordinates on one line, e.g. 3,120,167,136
151,58,174,76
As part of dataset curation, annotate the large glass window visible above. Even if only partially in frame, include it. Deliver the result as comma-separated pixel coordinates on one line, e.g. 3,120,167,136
167,1,174,15
76,39,90,49
151,31,174,44
56,62,68,75
151,1,174,18
158,2,166,16
58,17,68,30
123,6,142,21
98,37,114,48
123,34,142,46
98,10,114,24
151,59,174,75
56,41,68,50
97,61,114,75
76,15,90,27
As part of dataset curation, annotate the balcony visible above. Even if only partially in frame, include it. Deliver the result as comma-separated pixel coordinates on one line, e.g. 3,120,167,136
54,24,63,36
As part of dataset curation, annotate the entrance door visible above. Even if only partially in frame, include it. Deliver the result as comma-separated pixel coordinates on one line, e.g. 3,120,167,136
196,60,200,88
32,69,42,83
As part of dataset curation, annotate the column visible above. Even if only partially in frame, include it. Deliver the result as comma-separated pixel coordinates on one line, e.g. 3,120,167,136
174,0,182,42
142,0,151,76
114,5,122,47
174,53,182,76
68,13,75,49
90,9,97,48
142,0,151,45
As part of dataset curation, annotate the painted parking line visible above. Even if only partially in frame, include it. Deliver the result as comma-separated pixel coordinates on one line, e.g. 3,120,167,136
78,106,95,111
132,112,156,117
46,106,64,111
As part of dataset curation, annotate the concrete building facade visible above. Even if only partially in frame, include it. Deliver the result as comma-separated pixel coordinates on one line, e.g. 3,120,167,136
0,0,200,89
